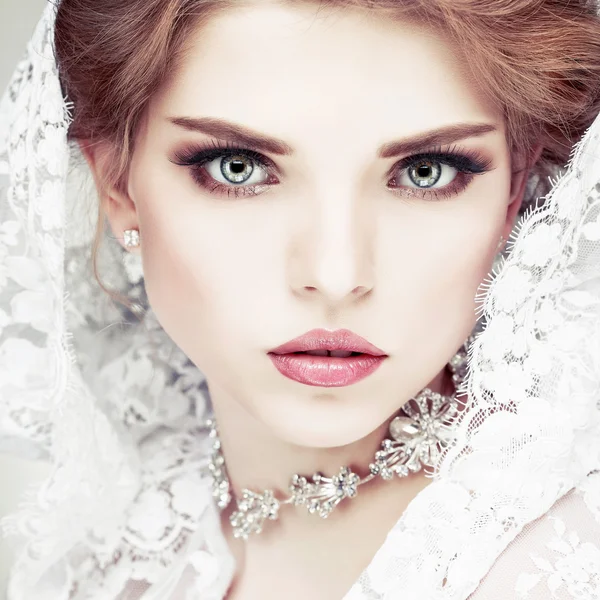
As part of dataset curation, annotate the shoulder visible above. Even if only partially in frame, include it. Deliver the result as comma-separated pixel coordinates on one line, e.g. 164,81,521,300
471,471,600,599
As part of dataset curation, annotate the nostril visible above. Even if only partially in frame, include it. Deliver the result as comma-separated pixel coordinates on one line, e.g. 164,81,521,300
352,285,370,295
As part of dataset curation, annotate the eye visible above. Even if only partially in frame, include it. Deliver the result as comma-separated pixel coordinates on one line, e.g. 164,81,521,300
388,149,493,200
205,154,269,186
171,142,279,198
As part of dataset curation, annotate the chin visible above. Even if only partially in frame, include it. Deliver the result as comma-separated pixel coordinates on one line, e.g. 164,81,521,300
251,388,391,449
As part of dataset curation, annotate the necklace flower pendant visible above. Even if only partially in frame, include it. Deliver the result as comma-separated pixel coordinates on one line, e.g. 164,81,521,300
369,389,460,479
230,489,281,540
289,466,360,518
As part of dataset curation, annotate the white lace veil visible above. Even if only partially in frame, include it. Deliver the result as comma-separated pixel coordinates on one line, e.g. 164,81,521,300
1,3,600,599
0,4,215,597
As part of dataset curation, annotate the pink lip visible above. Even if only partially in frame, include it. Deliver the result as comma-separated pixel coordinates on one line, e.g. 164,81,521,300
268,328,387,387
269,328,386,356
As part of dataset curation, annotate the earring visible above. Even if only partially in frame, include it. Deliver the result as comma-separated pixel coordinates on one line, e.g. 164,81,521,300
497,236,505,251
124,228,140,249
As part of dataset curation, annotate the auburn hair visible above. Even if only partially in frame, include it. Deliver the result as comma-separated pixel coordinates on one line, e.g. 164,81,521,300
53,0,600,305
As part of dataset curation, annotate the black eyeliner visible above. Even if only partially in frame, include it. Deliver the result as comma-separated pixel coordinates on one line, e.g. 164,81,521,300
395,144,494,176
172,139,274,170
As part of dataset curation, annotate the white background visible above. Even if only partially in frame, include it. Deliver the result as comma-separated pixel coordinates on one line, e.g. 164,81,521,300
0,2,53,598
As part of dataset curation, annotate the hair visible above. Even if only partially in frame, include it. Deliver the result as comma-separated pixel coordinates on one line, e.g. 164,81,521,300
54,0,600,307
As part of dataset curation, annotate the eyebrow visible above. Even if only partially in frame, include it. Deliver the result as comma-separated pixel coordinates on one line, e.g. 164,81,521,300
378,122,498,158
168,116,497,158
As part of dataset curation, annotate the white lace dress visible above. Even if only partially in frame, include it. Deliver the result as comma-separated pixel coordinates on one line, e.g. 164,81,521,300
2,5,600,600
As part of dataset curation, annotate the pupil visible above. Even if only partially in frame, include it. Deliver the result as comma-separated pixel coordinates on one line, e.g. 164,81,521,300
408,159,442,188
231,160,245,173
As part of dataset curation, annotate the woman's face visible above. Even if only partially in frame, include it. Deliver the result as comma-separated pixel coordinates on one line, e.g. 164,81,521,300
107,3,527,447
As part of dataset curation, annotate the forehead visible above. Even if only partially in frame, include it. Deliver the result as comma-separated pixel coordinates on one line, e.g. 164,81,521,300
151,3,502,146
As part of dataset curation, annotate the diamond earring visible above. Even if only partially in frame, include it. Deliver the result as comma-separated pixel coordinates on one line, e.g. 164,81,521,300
123,229,140,249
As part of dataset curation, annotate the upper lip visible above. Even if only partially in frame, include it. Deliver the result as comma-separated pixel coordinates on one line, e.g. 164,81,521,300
269,328,387,356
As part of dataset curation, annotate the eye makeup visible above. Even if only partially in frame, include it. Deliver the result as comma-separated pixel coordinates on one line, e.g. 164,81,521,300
170,139,494,201
387,144,494,201
172,139,279,199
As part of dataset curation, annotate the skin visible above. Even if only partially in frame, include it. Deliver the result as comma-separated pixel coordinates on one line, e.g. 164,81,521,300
83,3,540,597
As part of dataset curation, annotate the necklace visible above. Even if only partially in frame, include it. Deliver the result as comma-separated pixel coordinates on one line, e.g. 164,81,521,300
205,341,470,540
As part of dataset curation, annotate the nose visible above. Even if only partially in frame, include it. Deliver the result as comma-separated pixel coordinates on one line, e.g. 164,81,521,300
287,186,375,307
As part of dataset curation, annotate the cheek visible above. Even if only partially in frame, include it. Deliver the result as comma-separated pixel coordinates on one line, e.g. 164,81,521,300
132,169,279,369
380,180,509,359
429,207,501,294
132,177,221,363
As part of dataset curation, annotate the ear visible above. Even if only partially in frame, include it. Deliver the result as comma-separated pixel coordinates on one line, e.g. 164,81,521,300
502,143,544,240
79,140,141,254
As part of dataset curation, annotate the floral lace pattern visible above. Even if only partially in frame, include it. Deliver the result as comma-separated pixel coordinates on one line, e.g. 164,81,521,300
467,473,600,600
0,6,217,599
518,522,600,599
2,4,600,600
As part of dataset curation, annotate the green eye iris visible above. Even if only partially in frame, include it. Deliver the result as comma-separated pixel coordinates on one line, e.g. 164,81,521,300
408,160,442,188
220,155,255,184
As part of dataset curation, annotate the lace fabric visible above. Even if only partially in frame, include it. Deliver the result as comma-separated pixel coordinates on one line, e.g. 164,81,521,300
1,3,600,600
472,475,600,600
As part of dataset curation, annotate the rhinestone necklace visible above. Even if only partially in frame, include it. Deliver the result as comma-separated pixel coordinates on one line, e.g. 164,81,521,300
204,342,470,540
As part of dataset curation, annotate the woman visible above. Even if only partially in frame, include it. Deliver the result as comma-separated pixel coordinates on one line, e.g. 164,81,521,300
1,0,600,598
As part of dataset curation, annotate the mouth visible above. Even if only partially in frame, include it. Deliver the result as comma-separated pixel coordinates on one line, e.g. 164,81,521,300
289,350,365,358
267,329,387,387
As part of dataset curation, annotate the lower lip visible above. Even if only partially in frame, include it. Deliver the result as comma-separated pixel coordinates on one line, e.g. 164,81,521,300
267,353,386,387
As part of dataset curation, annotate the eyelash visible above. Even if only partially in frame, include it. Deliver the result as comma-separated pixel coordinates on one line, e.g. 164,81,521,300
171,139,493,200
